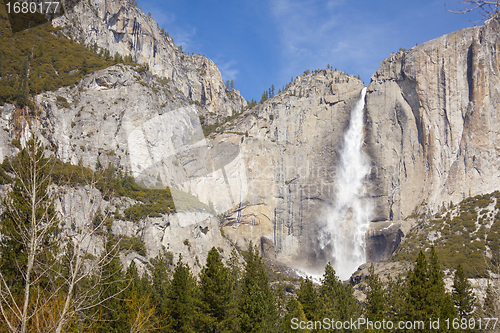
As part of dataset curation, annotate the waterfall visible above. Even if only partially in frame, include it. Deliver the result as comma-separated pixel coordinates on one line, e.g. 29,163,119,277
319,87,371,281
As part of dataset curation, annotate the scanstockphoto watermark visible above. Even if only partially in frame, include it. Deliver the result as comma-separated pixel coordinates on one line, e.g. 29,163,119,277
290,317,499,331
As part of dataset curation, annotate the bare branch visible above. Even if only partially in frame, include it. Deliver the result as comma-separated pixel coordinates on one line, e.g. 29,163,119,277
445,0,500,22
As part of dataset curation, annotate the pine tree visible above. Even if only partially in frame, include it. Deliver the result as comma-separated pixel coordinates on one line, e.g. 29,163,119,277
149,251,173,329
0,136,61,332
167,255,197,333
452,264,477,318
198,247,233,332
96,238,127,333
230,79,234,91
404,250,430,323
404,249,456,332
427,247,457,324
260,91,268,103
483,283,499,318
386,274,405,322
319,262,359,330
238,243,276,332
82,59,88,75
280,297,310,333
365,264,387,322
297,277,322,322
227,248,242,332
114,52,123,64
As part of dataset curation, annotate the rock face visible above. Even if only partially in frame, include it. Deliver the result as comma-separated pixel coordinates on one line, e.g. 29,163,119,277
53,0,246,122
6,0,500,276
215,70,365,267
366,14,500,221
0,68,365,273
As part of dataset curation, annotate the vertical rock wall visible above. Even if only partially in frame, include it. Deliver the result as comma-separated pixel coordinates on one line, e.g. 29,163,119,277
366,14,500,221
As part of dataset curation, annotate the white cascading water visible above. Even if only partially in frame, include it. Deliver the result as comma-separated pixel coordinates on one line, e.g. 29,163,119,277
319,87,371,281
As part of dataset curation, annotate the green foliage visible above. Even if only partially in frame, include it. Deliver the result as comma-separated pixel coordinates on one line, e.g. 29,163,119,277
365,264,387,323
483,283,499,318
0,158,12,184
385,274,406,322
202,111,243,137
167,255,197,333
320,262,360,329
56,95,70,108
198,247,234,332
247,98,257,109
0,137,59,295
95,238,127,332
452,264,477,320
9,151,210,222
403,248,457,332
239,243,277,332
112,234,147,256
0,4,113,106
279,297,309,333
297,277,322,323
392,192,500,277
148,251,174,326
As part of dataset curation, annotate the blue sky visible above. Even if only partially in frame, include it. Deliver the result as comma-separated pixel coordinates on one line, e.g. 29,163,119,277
137,0,483,102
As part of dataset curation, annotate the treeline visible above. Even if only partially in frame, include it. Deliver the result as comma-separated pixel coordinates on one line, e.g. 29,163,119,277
249,65,362,108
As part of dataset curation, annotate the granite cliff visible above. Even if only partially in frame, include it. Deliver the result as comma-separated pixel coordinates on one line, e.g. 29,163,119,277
2,0,500,276
53,0,246,123
366,13,500,223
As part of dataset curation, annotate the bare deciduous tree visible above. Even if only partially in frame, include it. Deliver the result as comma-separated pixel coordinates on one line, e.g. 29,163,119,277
446,0,500,22
0,118,127,332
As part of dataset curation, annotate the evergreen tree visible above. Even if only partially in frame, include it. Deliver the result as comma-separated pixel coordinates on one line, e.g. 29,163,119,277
149,250,173,331
122,261,162,332
198,247,233,332
483,283,499,318
297,277,322,323
427,247,457,323
404,250,430,323
230,79,234,91
82,59,88,75
404,249,456,332
452,264,477,318
16,58,28,105
238,243,276,332
114,52,123,64
227,248,242,332
386,273,405,322
260,91,268,103
319,262,359,331
365,264,387,323
167,255,197,333
96,238,127,333
280,297,310,333
0,136,60,332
